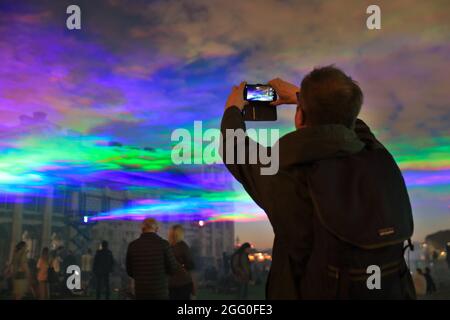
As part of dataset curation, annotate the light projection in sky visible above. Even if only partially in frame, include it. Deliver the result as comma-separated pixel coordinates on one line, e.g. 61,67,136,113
0,1,449,241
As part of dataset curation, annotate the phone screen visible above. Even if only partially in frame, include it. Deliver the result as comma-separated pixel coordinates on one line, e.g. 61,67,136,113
245,85,276,102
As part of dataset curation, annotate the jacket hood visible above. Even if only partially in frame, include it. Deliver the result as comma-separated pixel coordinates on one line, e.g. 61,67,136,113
278,124,365,169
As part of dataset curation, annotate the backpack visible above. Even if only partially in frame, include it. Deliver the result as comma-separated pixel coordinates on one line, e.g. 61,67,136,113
303,148,416,299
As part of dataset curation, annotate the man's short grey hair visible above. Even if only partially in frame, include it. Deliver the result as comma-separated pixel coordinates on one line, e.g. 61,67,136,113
142,218,158,232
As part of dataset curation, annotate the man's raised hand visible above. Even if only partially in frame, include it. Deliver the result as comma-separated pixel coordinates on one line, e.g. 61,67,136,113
268,78,299,106
225,81,248,110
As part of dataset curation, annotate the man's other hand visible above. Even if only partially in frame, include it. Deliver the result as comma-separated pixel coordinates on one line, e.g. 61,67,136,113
268,78,299,106
225,81,248,111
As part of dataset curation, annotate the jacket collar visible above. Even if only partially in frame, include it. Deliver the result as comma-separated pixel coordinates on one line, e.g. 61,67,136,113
141,232,158,238
278,124,365,168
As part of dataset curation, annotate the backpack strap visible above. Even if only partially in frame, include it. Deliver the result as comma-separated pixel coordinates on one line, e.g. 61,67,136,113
403,238,414,270
402,238,414,255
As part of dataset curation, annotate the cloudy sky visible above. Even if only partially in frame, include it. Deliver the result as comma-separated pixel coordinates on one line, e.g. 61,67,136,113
0,0,449,248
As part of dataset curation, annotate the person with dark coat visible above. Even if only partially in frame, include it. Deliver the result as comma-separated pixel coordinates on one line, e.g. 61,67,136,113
93,241,114,299
168,225,195,300
221,66,415,299
231,243,252,300
62,250,76,271
126,218,180,300
424,267,437,295
223,252,230,276
446,244,450,270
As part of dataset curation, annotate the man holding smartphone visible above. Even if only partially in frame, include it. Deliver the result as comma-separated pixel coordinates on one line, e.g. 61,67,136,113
220,66,415,299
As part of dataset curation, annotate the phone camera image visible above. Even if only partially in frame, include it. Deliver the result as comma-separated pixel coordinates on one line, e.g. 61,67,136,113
244,84,277,102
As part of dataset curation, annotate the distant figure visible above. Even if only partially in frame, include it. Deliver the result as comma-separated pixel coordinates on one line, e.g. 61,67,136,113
48,251,61,297
223,252,230,276
126,218,179,299
81,248,93,294
204,265,218,286
168,225,195,300
2,262,13,296
61,249,77,296
63,250,76,270
446,244,450,270
27,257,38,298
231,242,252,300
93,241,114,300
11,241,30,300
412,268,426,297
51,249,62,275
431,251,439,264
424,267,437,295
36,247,50,300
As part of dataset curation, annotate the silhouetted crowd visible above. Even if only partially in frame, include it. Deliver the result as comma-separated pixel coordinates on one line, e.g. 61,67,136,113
1,218,269,300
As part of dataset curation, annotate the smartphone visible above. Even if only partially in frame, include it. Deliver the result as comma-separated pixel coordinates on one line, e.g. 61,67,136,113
244,84,277,102
242,84,277,121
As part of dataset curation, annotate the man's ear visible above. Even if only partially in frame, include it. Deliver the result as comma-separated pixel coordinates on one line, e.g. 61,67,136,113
295,107,305,129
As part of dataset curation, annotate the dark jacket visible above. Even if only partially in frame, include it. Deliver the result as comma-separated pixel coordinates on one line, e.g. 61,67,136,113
169,241,195,288
231,251,252,283
126,232,180,299
220,106,414,299
93,249,114,275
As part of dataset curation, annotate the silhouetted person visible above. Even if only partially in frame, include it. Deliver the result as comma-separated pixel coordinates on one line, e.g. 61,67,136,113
413,268,426,297
223,252,230,276
424,267,436,295
126,218,180,299
48,251,60,297
61,249,77,296
231,243,252,300
168,225,195,300
93,241,114,299
221,66,415,299
446,244,450,270
11,241,30,300
432,251,439,264
81,248,93,294
62,250,76,271
36,247,50,300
